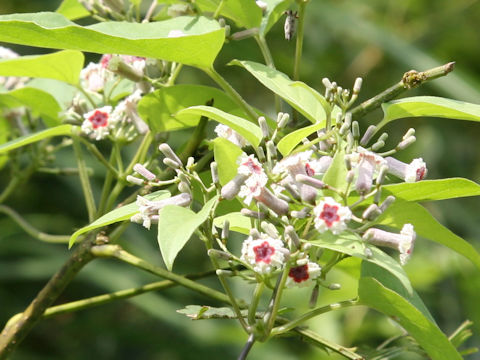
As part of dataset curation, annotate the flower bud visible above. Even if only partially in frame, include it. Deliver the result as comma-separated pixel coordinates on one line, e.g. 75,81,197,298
403,128,415,140
210,162,219,185
221,173,249,200
240,208,266,219
380,195,396,212
208,249,232,260
360,125,377,146
329,283,342,290
261,221,279,239
249,228,261,239
322,78,332,89
285,225,301,249
295,174,325,189
362,204,382,221
397,136,416,150
346,169,355,184
376,164,389,185
126,175,144,186
277,112,290,128
266,140,277,161
291,207,310,219
353,77,363,94
133,163,156,181
178,181,191,195
159,143,182,165
163,157,181,169
216,269,234,277
309,285,320,308
352,121,360,140
371,140,385,151
378,132,389,143
385,157,427,182
363,224,416,265
108,56,143,82
221,220,230,240
258,116,270,138
355,157,375,194
256,188,289,215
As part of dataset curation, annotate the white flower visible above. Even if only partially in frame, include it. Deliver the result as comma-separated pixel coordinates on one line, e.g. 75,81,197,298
348,147,386,194
80,62,107,92
111,90,149,134
363,224,416,265
237,154,267,183
132,193,192,230
313,197,352,234
81,106,115,140
214,124,247,147
386,157,427,183
241,234,288,274
286,261,321,288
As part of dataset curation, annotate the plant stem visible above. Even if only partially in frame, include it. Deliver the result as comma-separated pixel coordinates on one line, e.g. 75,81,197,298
264,266,290,337
91,244,233,305
0,205,70,243
5,269,219,327
289,325,364,360
143,0,157,22
0,236,96,360
293,1,308,81
97,147,117,216
204,67,258,121
213,0,226,19
72,136,97,222
350,61,455,120
271,298,358,336
238,334,256,360
78,138,119,176
255,35,281,113
248,282,264,325
166,63,183,86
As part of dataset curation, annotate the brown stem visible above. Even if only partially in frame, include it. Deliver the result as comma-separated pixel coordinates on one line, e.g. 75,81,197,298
351,62,455,119
0,236,96,359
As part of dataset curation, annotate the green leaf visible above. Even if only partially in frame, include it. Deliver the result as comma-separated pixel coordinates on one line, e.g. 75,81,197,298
0,124,72,154
137,85,245,133
176,105,262,147
0,13,225,68
158,196,218,270
56,0,90,20
0,50,84,85
378,96,480,131
376,201,480,270
0,118,11,169
69,190,170,248
309,232,413,295
260,0,293,35
27,78,77,110
230,60,326,123
277,121,325,156
196,0,262,29
384,178,480,202
213,137,243,185
359,277,462,360
321,149,347,201
213,212,251,235
0,87,62,127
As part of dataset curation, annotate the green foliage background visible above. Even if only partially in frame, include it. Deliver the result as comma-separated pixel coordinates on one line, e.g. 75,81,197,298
0,0,479,359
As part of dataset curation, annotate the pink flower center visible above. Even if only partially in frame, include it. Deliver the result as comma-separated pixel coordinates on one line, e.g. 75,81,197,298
305,163,315,176
416,167,426,181
243,158,263,175
253,241,275,264
289,264,309,283
319,204,340,227
88,110,109,129
100,54,112,68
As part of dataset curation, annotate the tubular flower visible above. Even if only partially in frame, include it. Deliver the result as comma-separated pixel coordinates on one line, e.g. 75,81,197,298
363,224,416,265
348,147,387,194
131,193,192,230
237,154,267,185
81,106,116,140
241,233,288,274
313,197,352,234
80,62,108,92
214,124,247,148
286,261,321,288
111,90,149,134
385,157,427,183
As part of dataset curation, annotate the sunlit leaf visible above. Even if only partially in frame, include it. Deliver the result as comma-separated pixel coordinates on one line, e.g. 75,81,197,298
277,121,325,156
0,13,225,68
377,96,480,130
176,105,262,147
158,196,218,270
0,124,72,154
213,137,243,185
384,178,480,202
0,87,62,127
137,85,245,133
0,50,84,85
213,212,251,235
321,149,347,201
196,0,262,29
359,274,462,360
230,60,326,123
69,190,171,248
56,0,90,20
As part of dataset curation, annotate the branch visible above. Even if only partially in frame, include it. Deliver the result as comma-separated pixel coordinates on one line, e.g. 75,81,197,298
91,244,235,305
0,236,96,359
351,62,455,119
0,205,70,243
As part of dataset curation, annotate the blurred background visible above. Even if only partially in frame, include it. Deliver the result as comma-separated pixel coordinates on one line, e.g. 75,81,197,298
0,0,479,359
